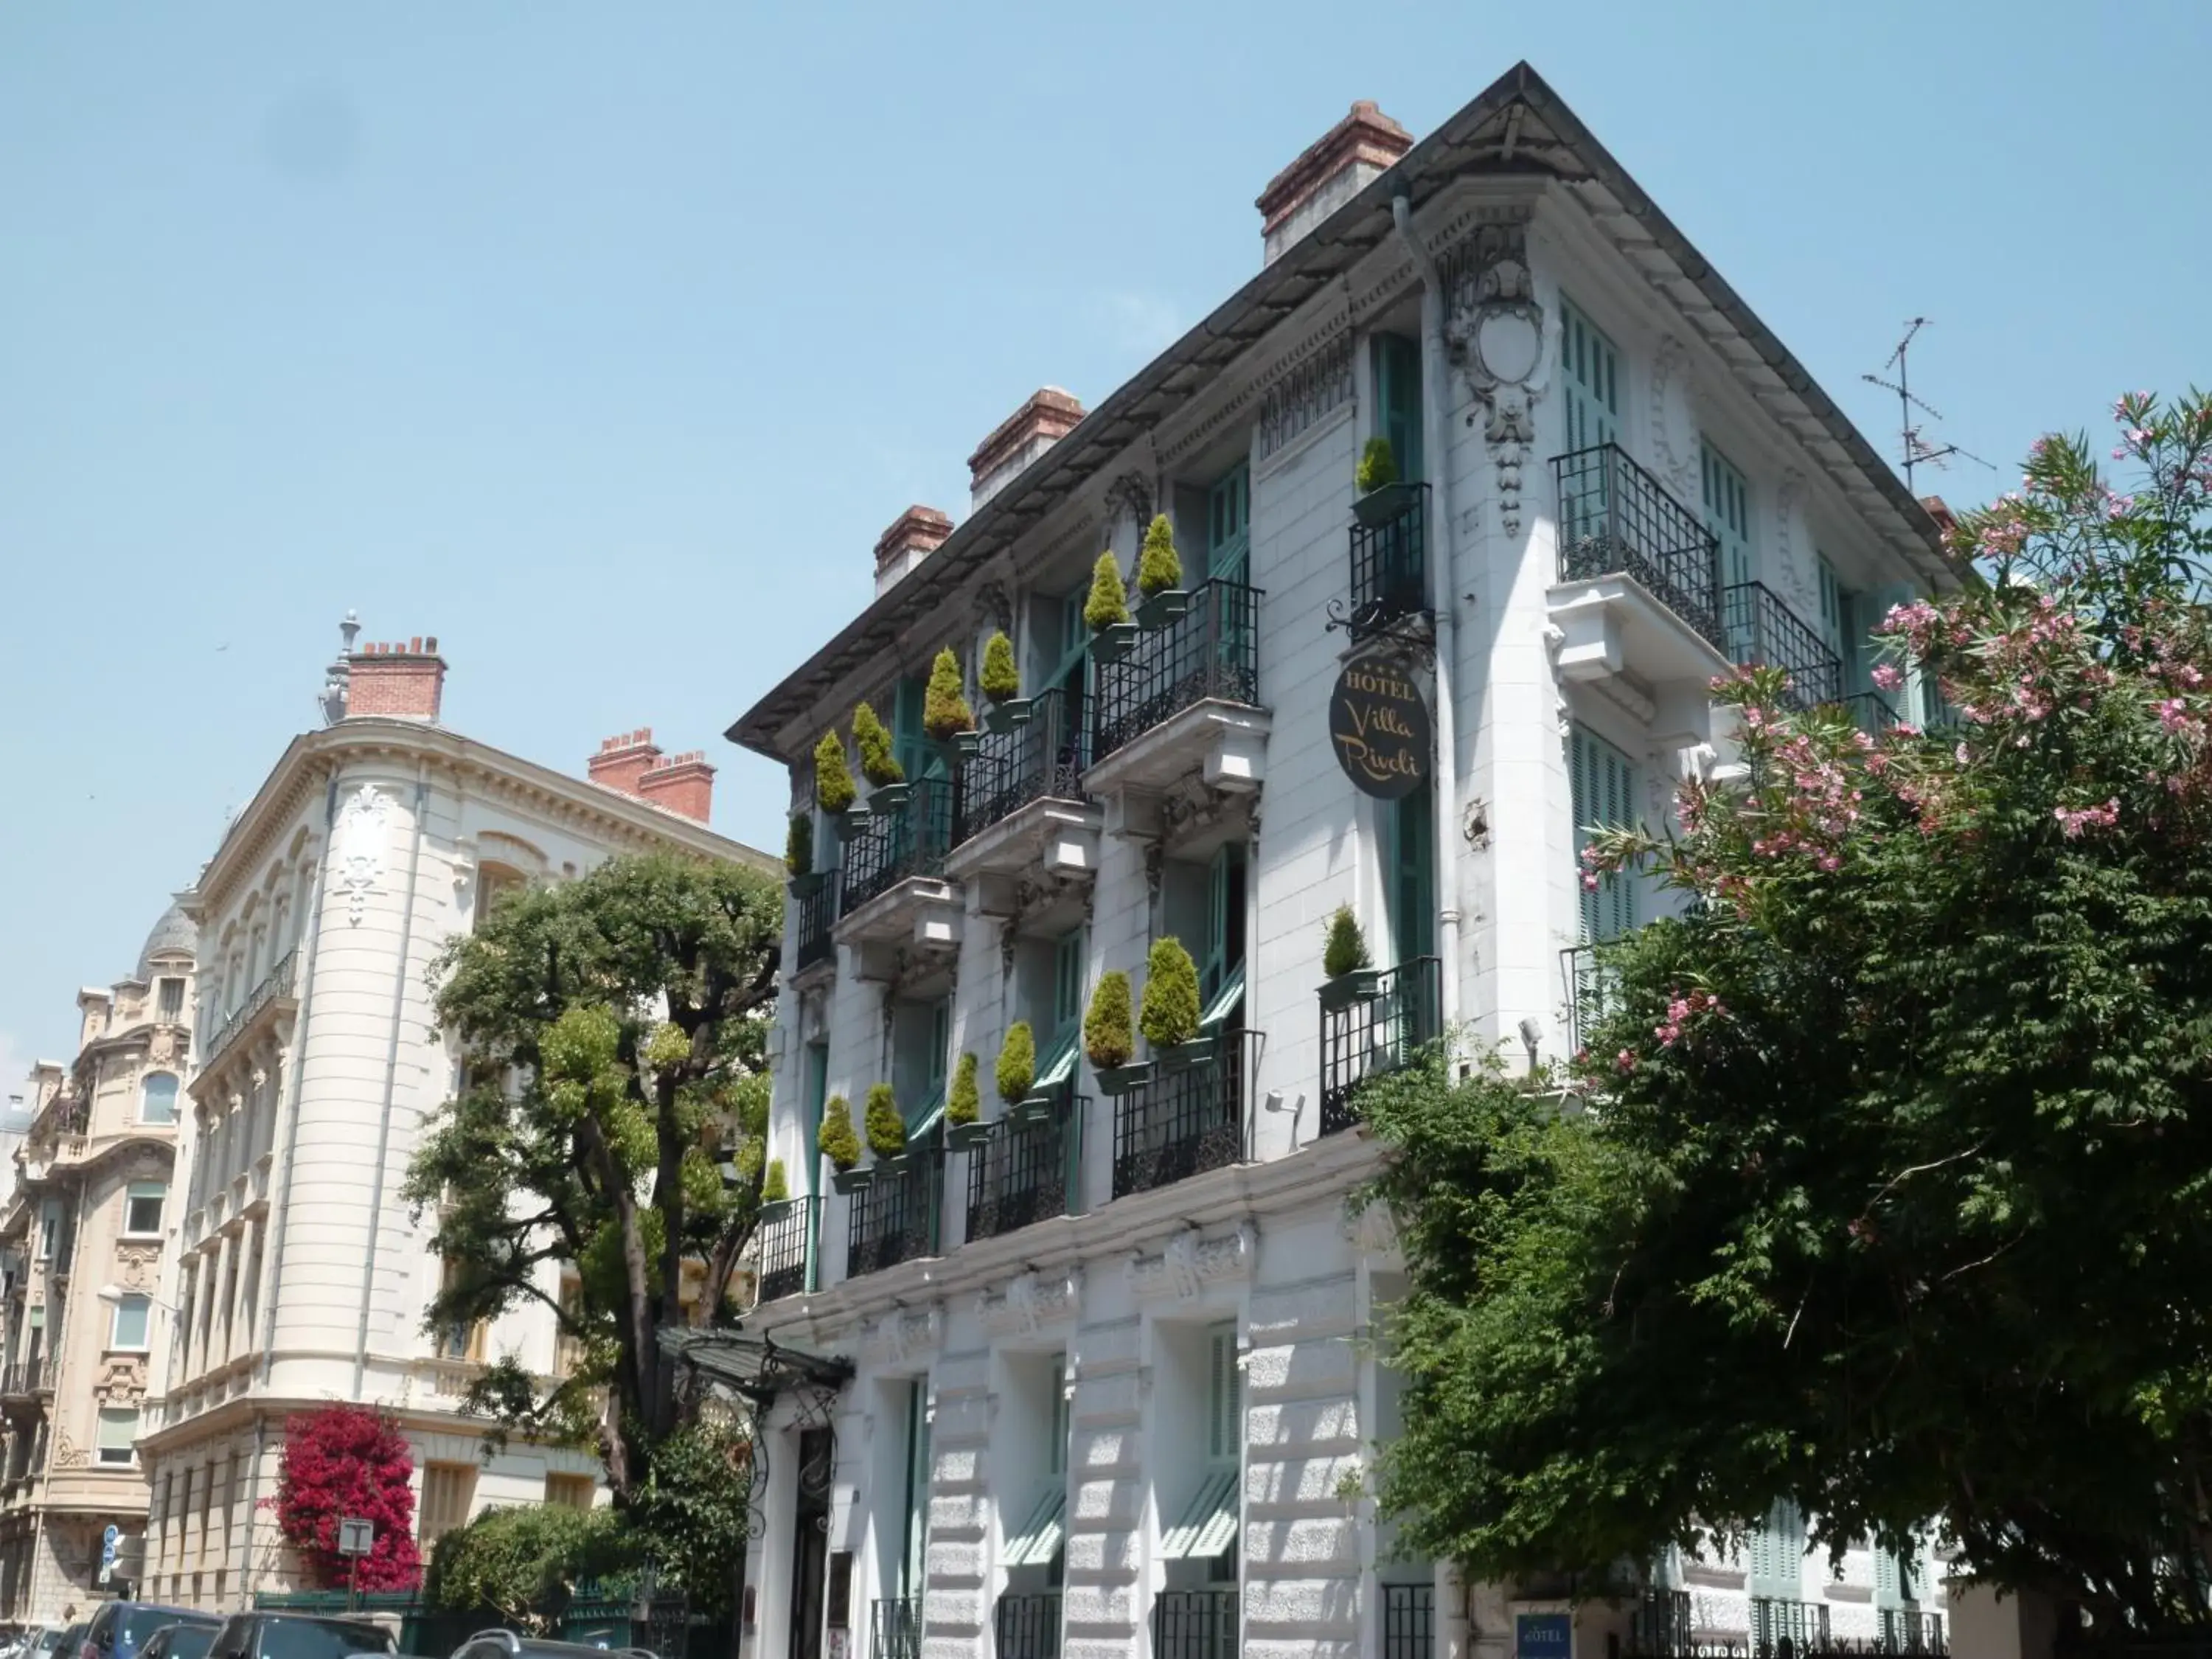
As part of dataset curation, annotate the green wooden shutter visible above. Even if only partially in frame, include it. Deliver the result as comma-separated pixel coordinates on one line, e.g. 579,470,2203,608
1206,1324,1240,1464
892,676,939,781
1208,463,1251,585
1201,845,1245,1001
902,1380,931,1598
1559,299,1620,454
803,1042,829,1179
1874,1545,1902,1609
1052,930,1085,1045
1049,1356,1069,1477
928,1001,950,1093
1748,1501,1802,1599
1386,783,1436,966
1371,333,1424,484
1571,726,1640,943
1702,439,1754,591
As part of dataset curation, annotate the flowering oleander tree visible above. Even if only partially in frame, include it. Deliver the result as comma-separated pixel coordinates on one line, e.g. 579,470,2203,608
1363,393,2212,1633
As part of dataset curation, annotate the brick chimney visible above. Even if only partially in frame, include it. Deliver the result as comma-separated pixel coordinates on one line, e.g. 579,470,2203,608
968,387,1085,512
637,750,714,823
344,636,447,721
1256,100,1413,266
874,505,955,598
588,728,663,797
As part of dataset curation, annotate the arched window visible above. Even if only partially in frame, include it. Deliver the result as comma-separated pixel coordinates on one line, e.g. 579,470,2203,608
474,863,528,932
140,1074,179,1125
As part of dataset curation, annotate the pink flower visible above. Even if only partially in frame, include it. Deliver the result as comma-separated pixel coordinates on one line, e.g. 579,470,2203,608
1581,874,1599,893
1871,663,1904,692
1615,1049,1638,1074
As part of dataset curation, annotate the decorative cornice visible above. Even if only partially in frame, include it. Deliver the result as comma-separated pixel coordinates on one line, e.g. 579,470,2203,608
977,1267,1082,1338
1126,1219,1258,1302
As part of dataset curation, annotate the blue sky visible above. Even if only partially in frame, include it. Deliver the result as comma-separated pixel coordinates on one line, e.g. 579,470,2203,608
3,1,2206,1070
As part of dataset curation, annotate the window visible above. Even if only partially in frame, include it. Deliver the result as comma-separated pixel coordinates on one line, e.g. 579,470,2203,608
1702,439,1754,593
125,1182,167,1237
1371,335,1423,487
1051,930,1085,1044
156,979,185,1021
1559,299,1620,454
1747,1499,1805,1599
1570,725,1641,942
436,1258,487,1361
1387,784,1434,967
1207,461,1251,585
418,1462,477,1545
110,1294,152,1351
544,1473,596,1512
36,1203,60,1262
97,1406,140,1467
1206,1323,1242,1464
1201,845,1248,1001
1049,1356,1070,1478
140,1074,179,1126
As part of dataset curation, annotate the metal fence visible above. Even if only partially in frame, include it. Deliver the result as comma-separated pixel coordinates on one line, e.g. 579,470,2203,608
1561,942,1621,1055
1841,691,1902,735
840,779,956,916
1091,579,1262,763
253,1586,709,1659
846,1149,942,1278
1111,1032,1256,1200
793,872,838,973
995,1590,1062,1659
1879,1610,1947,1655
754,1196,818,1304
1318,957,1441,1137
957,686,1088,846
965,1101,1082,1243
204,949,298,1069
1723,581,1842,709
1752,1596,1832,1650
871,1596,922,1659
1349,483,1430,625
1383,1583,1436,1659
1151,1588,1238,1659
1553,443,1727,656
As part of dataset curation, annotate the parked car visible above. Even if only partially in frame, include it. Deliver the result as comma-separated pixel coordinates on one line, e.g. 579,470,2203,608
52,1629,84,1659
206,1617,394,1659
139,1627,217,1659
81,1605,220,1659
24,1630,67,1659
448,1632,655,1659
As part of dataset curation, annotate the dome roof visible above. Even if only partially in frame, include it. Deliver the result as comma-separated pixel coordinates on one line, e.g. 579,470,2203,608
136,901,197,978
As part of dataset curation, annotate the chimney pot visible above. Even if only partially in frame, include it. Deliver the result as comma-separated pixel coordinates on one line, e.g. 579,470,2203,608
967,387,1085,513
344,633,448,721
636,751,716,824
588,728,662,798
1256,100,1413,266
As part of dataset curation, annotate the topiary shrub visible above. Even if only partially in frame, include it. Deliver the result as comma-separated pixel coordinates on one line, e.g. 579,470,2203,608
761,1158,788,1203
1322,905,1372,977
995,1021,1036,1104
980,630,1020,703
923,647,974,740
1084,970,1135,1071
785,814,813,879
852,702,903,788
818,1095,860,1172
1135,515,1183,597
864,1083,905,1158
1357,435,1398,494
1140,936,1203,1049
1085,551,1130,631
813,731,856,815
276,1403,425,1591
947,1052,981,1125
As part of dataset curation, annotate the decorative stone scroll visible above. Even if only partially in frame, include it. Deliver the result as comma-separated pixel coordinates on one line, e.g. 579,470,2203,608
1445,218,1554,538
1126,1220,1258,1302
978,1267,1082,1338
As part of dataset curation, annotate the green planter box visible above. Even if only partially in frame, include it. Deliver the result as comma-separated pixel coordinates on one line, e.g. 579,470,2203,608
1156,1037,1217,1073
946,1119,995,1152
1317,968,1384,1012
830,1166,873,1195
1352,479,1422,529
1135,589,1192,630
1093,1061,1153,1096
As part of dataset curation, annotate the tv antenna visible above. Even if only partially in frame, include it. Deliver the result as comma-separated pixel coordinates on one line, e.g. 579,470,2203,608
1861,319,1992,494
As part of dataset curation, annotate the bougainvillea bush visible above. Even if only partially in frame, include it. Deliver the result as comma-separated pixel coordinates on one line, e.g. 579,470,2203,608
1363,393,2212,1632
275,1403,424,1590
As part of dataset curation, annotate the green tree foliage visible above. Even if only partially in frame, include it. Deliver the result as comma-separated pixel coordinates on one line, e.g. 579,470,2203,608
425,1504,632,1626
1085,551,1130,630
1357,435,1398,494
761,1158,788,1203
1135,515,1183,597
852,701,903,787
947,1052,981,1125
818,1094,859,1172
1083,971,1134,1071
813,731,855,815
1321,905,1371,977
864,1083,905,1158
995,1021,1036,1104
980,630,1020,703
1364,393,2212,1632
405,852,781,1504
1139,937,1201,1048
923,647,975,740
621,1418,758,1612
783,813,813,879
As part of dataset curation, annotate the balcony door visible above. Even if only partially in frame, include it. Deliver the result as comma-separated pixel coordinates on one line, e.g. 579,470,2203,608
1208,463,1251,585
1385,790,1434,968
1571,725,1639,943
1560,300,1619,456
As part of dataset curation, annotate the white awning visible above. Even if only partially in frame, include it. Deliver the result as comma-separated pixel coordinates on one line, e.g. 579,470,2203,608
1158,1466,1239,1560
1003,1483,1067,1568
1034,1028,1079,1093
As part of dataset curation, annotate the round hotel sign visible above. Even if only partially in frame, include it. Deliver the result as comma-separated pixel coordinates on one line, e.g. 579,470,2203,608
1328,659,1430,799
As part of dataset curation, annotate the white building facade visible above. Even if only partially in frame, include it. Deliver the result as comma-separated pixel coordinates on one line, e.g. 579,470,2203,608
726,65,1962,1659
139,629,773,1610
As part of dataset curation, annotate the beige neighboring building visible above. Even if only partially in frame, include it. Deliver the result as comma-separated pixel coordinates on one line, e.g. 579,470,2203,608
0,905,198,1621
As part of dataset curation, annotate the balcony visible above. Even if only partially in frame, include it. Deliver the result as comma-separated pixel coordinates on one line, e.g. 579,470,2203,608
0,1359,41,1405
1549,445,1730,698
946,688,1102,891
1630,1588,1691,1655
1383,1584,1436,1659
834,779,960,972
1723,581,1842,711
1112,1031,1256,1200
870,1597,921,1659
790,872,838,978
995,1591,1061,1659
754,1196,819,1304
964,1101,1083,1243
1151,1588,1237,1659
1087,580,1269,816
1880,1608,1947,1654
203,950,299,1074
1560,944,1621,1057
1750,1597,1831,1650
1348,482,1431,628
1318,957,1441,1137
1843,689,1904,734
846,1148,942,1279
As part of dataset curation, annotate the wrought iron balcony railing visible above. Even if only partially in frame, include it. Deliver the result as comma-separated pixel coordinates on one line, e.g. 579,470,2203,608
1879,1608,1947,1655
965,1101,1082,1244
869,1597,921,1659
1383,1584,1436,1659
840,778,956,917
995,1591,1062,1659
754,1195,818,1304
1553,444,1727,657
1091,579,1263,765
1151,1589,1237,1659
792,873,838,973
1349,482,1430,626
1723,581,1842,710
1631,1588,1692,1655
956,686,1089,846
846,1148,942,1279
1111,1032,1256,1200
1561,943,1621,1057
1318,956,1441,1137
1750,1596,1832,1650
1843,690,1903,735
204,950,299,1070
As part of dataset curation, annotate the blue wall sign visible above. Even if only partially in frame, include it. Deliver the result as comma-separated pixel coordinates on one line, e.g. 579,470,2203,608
1517,1612,1572,1659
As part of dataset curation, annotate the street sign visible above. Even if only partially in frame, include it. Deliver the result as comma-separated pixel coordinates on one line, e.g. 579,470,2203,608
336,1517,375,1559
98,1526,119,1585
